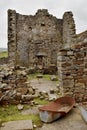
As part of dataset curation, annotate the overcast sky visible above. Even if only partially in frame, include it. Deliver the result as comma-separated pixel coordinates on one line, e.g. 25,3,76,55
0,0,87,48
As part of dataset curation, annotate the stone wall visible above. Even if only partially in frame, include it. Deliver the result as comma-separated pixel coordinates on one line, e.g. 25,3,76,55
8,9,17,66
63,11,76,48
7,9,87,102
8,9,63,68
77,30,87,43
8,9,78,69
57,40,87,102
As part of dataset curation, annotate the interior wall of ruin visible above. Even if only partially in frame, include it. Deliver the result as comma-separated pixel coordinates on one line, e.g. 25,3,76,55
8,9,63,67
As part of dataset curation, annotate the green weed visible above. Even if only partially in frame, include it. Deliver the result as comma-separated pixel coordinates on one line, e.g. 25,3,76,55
0,105,42,127
34,98,49,105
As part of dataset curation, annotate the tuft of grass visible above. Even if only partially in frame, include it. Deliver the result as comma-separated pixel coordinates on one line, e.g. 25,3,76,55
34,98,49,105
28,73,41,80
0,105,19,122
28,73,51,81
0,105,42,127
0,51,8,58
43,74,51,80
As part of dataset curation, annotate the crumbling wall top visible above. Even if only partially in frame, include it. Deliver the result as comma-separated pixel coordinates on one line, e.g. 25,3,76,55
63,11,73,17
35,9,49,16
63,11,76,49
8,9,16,14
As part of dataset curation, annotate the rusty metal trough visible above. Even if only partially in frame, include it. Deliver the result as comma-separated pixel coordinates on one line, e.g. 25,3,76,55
39,96,75,123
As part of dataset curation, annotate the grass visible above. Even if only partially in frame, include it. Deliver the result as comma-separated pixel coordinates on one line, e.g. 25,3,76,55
28,73,41,80
0,51,8,58
34,98,49,105
28,73,58,81
43,74,51,80
0,73,58,128
0,105,42,127
0,97,49,127
0,97,49,126
28,73,51,81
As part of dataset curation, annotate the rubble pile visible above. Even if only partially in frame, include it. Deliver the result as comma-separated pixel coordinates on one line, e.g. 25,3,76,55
0,66,49,105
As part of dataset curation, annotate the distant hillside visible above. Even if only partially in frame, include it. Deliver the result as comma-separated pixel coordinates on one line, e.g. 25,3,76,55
0,48,7,52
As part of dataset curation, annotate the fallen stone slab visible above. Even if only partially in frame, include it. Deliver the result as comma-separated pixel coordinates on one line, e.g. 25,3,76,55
1,120,33,130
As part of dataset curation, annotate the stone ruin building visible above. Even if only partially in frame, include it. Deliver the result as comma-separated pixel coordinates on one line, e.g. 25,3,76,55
8,9,64,69
6,9,87,102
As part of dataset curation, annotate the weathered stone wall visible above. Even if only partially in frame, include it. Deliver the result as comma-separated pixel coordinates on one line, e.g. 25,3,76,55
63,12,76,48
8,9,78,69
8,9,63,68
8,9,17,66
77,30,87,43
57,40,87,102
57,12,87,102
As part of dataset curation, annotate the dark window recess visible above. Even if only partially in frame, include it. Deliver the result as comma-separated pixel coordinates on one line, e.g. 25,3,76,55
41,23,45,26
9,17,13,21
84,52,86,57
29,27,32,30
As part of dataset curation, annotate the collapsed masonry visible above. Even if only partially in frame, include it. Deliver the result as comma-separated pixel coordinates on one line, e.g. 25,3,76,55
0,66,50,105
7,9,87,102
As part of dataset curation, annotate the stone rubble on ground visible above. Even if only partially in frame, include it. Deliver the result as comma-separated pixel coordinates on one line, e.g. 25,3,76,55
50,75,58,81
0,65,59,105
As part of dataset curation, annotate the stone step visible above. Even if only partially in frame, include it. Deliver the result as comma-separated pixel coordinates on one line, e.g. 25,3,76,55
1,120,33,130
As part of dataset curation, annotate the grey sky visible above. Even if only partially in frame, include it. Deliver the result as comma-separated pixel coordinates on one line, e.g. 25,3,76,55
0,0,87,48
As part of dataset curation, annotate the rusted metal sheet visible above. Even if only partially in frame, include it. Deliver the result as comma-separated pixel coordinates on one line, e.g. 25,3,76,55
39,96,75,123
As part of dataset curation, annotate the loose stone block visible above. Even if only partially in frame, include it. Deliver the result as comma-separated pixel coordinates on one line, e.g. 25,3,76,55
1,120,33,130
67,51,73,55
